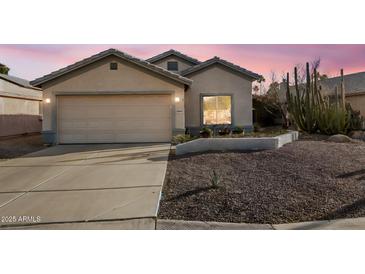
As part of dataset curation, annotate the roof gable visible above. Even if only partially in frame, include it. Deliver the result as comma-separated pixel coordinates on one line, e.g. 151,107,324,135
31,48,192,87
146,49,201,65
180,56,262,80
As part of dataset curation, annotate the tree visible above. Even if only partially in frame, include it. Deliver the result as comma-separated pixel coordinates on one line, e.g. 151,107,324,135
265,72,290,128
252,85,260,95
294,57,328,83
0,63,10,75
254,71,289,128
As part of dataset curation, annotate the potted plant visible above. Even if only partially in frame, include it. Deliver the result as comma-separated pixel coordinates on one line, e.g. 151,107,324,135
200,127,213,138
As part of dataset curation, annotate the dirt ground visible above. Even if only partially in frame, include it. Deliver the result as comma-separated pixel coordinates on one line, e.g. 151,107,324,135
0,134,46,160
158,139,365,224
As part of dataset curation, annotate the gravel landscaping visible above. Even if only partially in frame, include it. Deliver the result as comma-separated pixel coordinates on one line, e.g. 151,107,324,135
0,134,45,160
158,138,365,224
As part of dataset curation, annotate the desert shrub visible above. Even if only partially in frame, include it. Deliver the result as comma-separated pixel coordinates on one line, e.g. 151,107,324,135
200,127,213,138
171,134,196,145
232,126,244,134
210,170,221,188
347,103,364,131
253,123,262,132
253,96,279,126
218,126,231,136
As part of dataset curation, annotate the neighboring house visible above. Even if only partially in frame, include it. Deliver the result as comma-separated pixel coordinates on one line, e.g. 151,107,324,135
318,71,365,116
30,48,261,144
280,71,365,117
0,74,42,137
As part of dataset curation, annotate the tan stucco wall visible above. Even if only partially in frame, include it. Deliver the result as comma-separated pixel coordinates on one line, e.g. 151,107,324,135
0,97,39,115
152,56,195,73
0,79,42,101
0,79,42,136
346,95,365,117
40,56,185,134
185,64,254,128
0,79,41,115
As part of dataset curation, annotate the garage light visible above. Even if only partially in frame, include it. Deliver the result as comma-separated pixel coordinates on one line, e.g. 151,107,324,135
44,98,51,103
175,97,180,103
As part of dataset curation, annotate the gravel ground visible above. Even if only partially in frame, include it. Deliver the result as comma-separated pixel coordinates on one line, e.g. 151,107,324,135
158,139,365,224
0,134,46,160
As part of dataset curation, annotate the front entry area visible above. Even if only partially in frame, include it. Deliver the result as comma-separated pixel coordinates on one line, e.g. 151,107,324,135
57,94,172,144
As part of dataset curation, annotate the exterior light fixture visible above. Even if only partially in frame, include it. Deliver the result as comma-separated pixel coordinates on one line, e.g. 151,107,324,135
175,97,180,103
44,98,51,103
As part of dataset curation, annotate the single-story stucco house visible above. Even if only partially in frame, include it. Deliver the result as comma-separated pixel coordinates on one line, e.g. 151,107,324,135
318,71,365,117
0,73,42,137
30,48,261,144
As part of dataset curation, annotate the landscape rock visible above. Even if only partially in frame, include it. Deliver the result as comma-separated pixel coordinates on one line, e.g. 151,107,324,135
327,134,353,143
348,130,365,141
159,140,365,224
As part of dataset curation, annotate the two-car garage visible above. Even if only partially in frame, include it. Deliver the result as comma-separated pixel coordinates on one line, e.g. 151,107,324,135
57,94,172,143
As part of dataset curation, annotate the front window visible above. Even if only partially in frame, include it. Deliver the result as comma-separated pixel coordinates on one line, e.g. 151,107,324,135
167,61,178,71
203,95,232,125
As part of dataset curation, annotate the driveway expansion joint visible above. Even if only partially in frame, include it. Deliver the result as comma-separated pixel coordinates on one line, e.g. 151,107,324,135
0,144,170,229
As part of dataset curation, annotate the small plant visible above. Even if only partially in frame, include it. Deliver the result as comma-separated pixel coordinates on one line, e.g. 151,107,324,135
347,103,364,131
218,126,231,136
253,123,263,132
232,126,244,135
200,127,213,138
171,134,196,145
210,170,221,188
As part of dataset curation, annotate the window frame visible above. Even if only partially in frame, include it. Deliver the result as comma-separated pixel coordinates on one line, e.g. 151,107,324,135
200,94,234,126
167,61,179,71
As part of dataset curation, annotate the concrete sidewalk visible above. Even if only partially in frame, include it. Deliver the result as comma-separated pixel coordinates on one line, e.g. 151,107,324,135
0,143,170,229
157,217,365,230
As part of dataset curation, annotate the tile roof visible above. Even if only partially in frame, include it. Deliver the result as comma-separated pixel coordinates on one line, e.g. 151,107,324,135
319,71,365,96
31,48,192,86
180,56,262,80
0,73,41,90
146,49,201,65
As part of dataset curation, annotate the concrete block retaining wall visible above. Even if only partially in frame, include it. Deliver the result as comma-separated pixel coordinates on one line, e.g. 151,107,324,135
175,131,299,155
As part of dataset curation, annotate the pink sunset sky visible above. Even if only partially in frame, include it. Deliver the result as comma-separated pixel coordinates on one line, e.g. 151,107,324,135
1,44,365,86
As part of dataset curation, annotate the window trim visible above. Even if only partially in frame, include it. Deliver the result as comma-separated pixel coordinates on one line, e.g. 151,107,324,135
200,93,234,126
167,61,179,71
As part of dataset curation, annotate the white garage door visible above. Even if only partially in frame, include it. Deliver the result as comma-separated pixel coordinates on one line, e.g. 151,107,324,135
58,95,172,143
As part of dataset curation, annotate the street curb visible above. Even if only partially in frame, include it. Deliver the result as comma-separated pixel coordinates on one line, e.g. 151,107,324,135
157,216,365,230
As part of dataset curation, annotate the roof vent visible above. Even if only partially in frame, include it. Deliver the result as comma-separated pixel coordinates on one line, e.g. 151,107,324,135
110,62,118,70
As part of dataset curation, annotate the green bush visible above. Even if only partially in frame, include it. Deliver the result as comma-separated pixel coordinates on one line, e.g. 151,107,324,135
232,126,244,134
218,126,231,136
210,170,221,189
200,127,213,138
316,103,349,135
347,103,364,131
171,134,196,145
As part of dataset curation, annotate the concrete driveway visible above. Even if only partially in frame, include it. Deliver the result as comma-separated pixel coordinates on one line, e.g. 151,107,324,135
0,143,170,229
